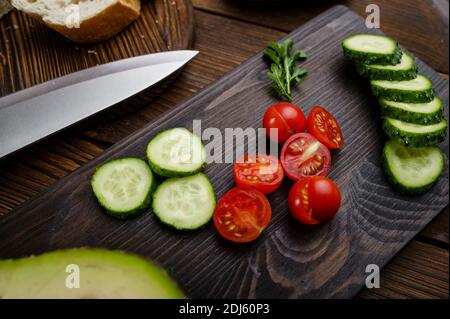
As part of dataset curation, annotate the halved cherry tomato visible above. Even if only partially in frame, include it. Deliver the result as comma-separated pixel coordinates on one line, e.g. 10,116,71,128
214,187,272,243
280,133,331,181
263,102,307,144
234,154,284,194
307,106,344,150
288,176,341,225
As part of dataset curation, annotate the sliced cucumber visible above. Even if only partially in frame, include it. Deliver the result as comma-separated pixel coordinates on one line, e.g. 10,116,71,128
147,128,206,178
383,117,448,147
357,51,418,81
152,173,216,230
380,96,444,125
91,158,155,219
342,34,402,65
383,140,445,194
371,74,435,103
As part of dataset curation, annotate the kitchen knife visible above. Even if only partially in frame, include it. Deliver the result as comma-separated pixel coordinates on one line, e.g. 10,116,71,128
0,50,198,159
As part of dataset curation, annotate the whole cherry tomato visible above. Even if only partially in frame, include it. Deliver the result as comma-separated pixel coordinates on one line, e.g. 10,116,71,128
288,176,341,225
263,102,307,144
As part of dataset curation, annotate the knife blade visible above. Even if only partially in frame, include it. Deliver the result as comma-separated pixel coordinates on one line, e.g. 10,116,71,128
0,50,198,159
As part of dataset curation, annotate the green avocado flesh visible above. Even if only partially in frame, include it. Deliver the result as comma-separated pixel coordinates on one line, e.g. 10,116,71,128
0,249,184,299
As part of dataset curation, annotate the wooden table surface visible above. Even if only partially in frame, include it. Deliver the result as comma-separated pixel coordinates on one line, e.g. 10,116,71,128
0,0,448,299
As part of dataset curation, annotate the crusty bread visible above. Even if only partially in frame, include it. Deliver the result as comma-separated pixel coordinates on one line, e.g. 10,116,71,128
0,0,13,19
11,0,141,43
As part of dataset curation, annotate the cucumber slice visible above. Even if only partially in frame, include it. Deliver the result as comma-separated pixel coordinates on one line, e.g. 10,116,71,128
357,51,418,81
371,74,435,103
91,158,155,219
380,96,444,125
382,140,445,194
383,117,448,147
342,34,402,65
147,128,206,178
152,173,216,230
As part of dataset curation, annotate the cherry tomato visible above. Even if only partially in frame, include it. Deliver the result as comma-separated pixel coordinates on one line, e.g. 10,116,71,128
288,178,318,225
214,187,272,243
263,102,307,144
288,176,341,225
234,154,284,195
280,133,331,181
307,106,344,150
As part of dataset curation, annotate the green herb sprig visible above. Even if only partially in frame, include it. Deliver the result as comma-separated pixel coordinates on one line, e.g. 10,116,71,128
264,39,308,101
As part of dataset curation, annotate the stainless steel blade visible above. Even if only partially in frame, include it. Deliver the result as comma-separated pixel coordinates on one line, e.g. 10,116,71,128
0,50,198,158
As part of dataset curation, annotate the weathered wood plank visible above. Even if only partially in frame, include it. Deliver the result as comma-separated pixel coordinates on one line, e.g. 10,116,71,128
0,136,105,215
419,208,449,246
0,6,447,298
357,241,449,299
192,0,449,74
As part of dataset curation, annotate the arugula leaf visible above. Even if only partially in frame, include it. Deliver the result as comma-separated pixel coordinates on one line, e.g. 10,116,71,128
263,39,308,101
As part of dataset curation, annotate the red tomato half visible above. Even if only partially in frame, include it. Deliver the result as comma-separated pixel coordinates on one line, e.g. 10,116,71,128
288,176,341,225
307,106,344,150
214,187,272,243
263,102,307,144
234,154,284,194
280,133,331,181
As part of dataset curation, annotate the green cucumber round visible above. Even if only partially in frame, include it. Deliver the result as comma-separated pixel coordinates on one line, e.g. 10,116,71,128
380,96,444,125
91,158,155,219
152,173,216,230
147,128,206,178
342,34,402,65
357,51,418,81
383,117,448,147
382,140,445,194
371,74,435,103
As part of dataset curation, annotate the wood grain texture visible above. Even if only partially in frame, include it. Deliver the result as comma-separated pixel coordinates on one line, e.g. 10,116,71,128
193,0,449,74
0,0,194,97
419,207,449,246
357,240,449,299
0,6,448,298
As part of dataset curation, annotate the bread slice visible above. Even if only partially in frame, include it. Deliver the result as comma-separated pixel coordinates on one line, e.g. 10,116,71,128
11,0,141,43
0,0,13,19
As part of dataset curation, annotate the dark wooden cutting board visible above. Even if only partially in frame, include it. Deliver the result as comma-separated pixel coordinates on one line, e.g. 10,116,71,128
0,0,194,97
0,5,448,298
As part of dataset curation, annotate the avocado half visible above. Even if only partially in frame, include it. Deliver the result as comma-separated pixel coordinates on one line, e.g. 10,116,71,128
0,248,184,299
